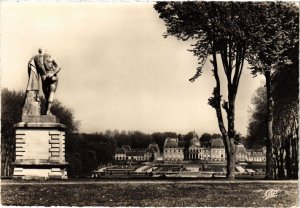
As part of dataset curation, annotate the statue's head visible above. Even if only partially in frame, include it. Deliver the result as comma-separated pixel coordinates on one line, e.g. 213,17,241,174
38,48,45,54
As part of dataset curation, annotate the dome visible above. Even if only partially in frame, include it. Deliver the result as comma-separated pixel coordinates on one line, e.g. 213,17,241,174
189,137,200,147
189,132,200,147
149,142,160,153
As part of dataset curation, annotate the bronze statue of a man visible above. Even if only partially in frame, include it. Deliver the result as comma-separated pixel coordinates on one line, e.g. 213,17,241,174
28,48,61,115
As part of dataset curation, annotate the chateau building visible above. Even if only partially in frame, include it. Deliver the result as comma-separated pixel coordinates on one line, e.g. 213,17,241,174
210,138,226,161
245,147,266,162
236,143,266,162
188,134,202,160
114,142,160,162
188,136,211,160
163,138,184,161
113,133,266,163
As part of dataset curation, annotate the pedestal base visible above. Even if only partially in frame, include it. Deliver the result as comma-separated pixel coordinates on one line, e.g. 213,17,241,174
13,121,68,180
13,163,68,180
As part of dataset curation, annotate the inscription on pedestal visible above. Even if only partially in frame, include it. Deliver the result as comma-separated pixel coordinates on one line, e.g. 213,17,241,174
13,122,67,179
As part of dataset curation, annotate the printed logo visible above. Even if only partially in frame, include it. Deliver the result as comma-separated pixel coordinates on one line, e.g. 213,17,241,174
264,189,279,200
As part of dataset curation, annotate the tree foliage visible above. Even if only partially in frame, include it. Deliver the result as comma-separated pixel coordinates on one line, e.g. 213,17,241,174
247,64,299,179
154,2,255,179
1,89,24,177
155,1,298,179
246,87,267,148
245,2,298,179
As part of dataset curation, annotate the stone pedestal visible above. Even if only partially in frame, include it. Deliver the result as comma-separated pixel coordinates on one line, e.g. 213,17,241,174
13,115,68,179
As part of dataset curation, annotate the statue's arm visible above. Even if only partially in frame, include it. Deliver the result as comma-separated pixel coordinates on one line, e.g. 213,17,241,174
51,58,61,75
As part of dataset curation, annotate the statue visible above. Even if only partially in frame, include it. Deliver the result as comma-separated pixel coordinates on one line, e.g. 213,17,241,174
40,51,61,115
25,48,61,115
14,49,67,180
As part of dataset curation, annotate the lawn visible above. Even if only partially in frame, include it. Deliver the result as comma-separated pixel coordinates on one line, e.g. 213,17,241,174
1,180,298,207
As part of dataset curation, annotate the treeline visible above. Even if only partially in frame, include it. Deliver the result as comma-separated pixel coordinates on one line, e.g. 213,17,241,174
247,62,298,179
65,131,223,177
1,88,223,177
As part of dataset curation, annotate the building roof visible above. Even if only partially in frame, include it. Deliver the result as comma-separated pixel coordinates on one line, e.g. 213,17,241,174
164,138,178,148
115,148,126,154
145,148,154,154
150,146,160,153
247,149,266,156
236,144,247,155
211,138,224,148
149,142,160,153
127,151,145,157
122,145,131,152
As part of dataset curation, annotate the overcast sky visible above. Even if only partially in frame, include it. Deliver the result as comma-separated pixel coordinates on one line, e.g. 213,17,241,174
1,2,264,135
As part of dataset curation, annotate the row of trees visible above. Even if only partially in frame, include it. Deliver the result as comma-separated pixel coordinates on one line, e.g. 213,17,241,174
154,2,298,179
247,62,298,179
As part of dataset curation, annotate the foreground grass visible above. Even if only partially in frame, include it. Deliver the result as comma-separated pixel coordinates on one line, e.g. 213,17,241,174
1,180,298,207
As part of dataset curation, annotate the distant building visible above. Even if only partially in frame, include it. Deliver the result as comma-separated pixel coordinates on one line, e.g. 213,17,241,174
210,138,226,161
144,148,153,161
163,138,184,162
114,148,126,161
113,142,160,162
236,143,266,162
148,142,160,160
113,134,266,164
187,132,225,161
235,144,248,162
188,132,202,160
126,149,145,161
246,147,266,162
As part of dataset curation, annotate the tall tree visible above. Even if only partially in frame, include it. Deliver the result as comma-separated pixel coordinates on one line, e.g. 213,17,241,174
1,89,24,177
155,2,253,179
247,64,298,179
246,2,299,179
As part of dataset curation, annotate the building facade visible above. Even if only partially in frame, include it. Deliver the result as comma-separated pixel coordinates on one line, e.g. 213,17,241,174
114,142,160,162
163,138,184,162
113,134,266,163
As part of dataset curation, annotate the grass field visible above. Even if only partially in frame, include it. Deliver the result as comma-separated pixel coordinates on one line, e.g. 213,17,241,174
1,180,298,207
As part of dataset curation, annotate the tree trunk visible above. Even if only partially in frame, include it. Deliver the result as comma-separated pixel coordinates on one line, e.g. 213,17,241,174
265,70,274,179
291,137,298,179
285,137,292,179
278,145,285,179
226,96,236,180
273,146,279,179
226,142,236,180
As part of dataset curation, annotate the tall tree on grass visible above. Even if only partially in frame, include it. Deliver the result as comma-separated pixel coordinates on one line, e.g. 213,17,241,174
246,2,299,179
154,2,253,179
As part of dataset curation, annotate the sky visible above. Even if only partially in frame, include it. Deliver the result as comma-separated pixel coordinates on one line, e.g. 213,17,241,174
1,2,264,136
